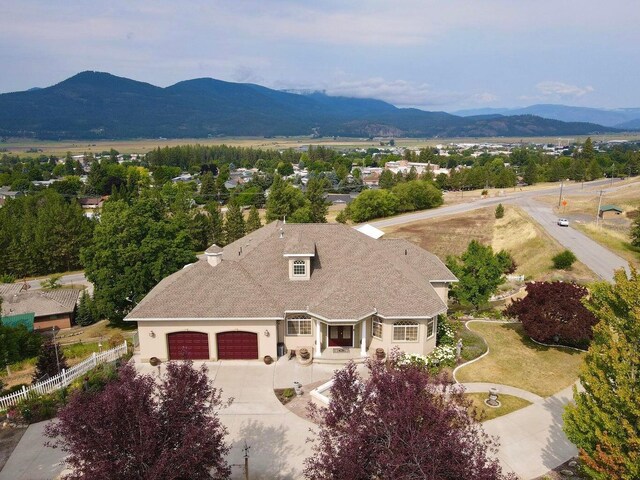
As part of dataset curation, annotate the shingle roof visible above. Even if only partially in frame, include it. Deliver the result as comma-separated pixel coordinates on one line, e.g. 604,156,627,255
127,222,457,321
1,288,81,318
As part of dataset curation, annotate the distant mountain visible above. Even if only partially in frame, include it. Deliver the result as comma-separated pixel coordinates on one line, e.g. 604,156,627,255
0,72,621,139
454,104,640,129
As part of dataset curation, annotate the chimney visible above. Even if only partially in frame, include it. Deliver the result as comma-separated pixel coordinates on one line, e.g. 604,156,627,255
204,244,223,267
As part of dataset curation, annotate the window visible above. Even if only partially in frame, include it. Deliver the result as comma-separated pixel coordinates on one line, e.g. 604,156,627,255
287,316,312,336
426,318,436,339
393,321,419,342
372,318,383,339
293,260,306,276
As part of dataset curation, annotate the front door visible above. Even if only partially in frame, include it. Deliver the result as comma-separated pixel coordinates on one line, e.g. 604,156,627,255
328,326,353,347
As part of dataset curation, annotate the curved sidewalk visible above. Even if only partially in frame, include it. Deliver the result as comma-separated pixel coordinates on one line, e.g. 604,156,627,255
469,382,579,479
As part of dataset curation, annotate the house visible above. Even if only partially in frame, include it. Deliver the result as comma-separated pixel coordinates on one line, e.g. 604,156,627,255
0,284,81,330
0,187,23,201
126,221,457,363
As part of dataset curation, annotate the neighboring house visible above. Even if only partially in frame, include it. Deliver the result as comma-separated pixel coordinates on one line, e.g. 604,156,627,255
0,187,23,202
78,196,107,218
325,193,357,204
0,284,81,330
127,221,457,363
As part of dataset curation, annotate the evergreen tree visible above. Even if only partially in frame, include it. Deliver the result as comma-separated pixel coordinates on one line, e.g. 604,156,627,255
33,336,68,383
246,205,262,233
224,201,245,243
564,268,640,480
587,159,603,181
581,137,596,162
305,177,329,223
495,203,504,219
199,172,217,199
205,202,225,247
631,216,640,247
406,166,418,181
76,290,98,327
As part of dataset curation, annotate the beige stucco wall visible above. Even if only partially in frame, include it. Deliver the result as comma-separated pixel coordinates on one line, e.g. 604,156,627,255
430,282,450,305
366,316,438,357
136,320,277,362
287,257,311,281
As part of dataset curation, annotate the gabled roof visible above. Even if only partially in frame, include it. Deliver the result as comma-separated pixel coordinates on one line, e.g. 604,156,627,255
1,288,81,318
599,204,623,213
127,222,457,322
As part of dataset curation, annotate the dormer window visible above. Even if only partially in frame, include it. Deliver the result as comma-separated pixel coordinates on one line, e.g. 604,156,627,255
293,260,306,276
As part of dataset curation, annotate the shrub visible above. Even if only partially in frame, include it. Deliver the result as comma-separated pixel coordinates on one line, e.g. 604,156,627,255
552,250,577,269
505,281,597,348
495,203,504,219
107,333,125,348
0,273,16,283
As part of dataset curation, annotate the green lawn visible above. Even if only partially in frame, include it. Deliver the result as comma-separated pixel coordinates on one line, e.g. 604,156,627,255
455,321,585,397
465,393,532,421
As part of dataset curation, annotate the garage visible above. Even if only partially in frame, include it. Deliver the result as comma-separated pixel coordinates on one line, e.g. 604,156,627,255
167,332,210,360
217,331,258,360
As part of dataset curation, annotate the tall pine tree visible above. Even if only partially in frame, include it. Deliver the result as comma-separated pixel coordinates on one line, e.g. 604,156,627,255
305,177,329,223
246,205,262,233
224,201,245,244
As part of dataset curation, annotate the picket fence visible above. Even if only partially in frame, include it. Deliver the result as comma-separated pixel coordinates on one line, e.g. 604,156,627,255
0,341,129,411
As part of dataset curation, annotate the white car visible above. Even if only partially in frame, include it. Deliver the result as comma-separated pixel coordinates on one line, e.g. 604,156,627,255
557,218,569,227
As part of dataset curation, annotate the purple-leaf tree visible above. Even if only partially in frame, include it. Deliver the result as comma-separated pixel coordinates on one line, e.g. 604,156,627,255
505,281,598,348
46,361,231,480
304,361,515,480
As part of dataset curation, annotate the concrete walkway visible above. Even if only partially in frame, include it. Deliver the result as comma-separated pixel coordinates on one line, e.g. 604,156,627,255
0,421,65,480
481,383,579,479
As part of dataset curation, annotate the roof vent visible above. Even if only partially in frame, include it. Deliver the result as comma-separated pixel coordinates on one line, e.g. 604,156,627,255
405,249,407,255
280,228,284,239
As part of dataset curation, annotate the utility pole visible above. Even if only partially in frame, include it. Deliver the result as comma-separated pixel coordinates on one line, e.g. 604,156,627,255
52,326,61,374
558,180,564,208
610,164,615,186
595,190,604,227
243,441,251,480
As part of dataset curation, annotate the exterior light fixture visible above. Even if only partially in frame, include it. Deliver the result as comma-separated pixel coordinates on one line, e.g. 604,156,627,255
264,330,270,337
149,330,156,338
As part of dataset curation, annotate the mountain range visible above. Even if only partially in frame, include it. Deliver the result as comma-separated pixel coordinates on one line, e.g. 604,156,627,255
0,71,626,140
454,104,640,129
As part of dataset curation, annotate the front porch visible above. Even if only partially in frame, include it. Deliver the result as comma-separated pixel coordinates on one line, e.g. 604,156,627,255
314,345,368,365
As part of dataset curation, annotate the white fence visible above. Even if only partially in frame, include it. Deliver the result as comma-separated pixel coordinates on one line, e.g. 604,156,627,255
0,341,129,411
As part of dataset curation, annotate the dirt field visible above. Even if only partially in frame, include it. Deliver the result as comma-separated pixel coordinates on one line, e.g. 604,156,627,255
384,205,597,282
383,206,495,259
4,133,640,156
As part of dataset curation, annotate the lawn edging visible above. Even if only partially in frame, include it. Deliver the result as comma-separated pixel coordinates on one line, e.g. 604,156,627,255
528,337,588,353
451,319,504,383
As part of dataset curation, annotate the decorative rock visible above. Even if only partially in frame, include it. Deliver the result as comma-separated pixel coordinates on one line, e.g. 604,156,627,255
560,469,574,476
568,461,578,468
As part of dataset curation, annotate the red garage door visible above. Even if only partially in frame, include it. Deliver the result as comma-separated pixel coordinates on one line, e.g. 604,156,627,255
167,332,210,360
217,332,258,360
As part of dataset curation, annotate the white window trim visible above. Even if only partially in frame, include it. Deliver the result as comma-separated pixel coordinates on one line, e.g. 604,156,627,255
287,318,313,336
426,318,436,339
372,318,383,340
292,259,306,277
393,321,419,343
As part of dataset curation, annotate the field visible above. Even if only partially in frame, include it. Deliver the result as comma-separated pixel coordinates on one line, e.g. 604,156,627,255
3,133,640,156
383,204,597,282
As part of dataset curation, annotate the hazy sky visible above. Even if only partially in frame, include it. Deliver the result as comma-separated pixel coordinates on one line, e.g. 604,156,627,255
2,0,639,111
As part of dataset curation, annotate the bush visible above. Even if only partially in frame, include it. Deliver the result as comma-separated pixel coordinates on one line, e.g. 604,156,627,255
17,391,65,423
348,189,399,222
0,273,16,283
107,333,125,348
552,250,577,269
495,203,504,219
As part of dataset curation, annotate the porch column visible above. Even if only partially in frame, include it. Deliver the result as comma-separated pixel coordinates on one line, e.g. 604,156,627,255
315,319,322,357
360,319,367,357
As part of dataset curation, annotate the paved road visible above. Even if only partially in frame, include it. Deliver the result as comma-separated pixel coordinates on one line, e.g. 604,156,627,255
370,177,635,283
518,197,629,282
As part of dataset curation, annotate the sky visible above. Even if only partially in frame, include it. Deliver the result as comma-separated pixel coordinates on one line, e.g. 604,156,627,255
2,0,639,111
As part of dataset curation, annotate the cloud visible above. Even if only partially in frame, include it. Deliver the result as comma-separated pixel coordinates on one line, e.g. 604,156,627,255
536,81,594,98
